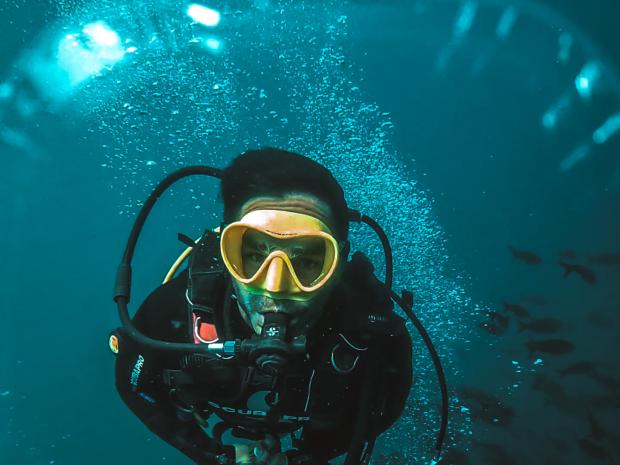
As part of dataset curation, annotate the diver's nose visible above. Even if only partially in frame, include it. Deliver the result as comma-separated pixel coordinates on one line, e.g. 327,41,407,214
264,256,291,293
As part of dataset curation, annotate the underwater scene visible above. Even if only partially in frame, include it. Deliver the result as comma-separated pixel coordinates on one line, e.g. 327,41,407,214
1,0,619,464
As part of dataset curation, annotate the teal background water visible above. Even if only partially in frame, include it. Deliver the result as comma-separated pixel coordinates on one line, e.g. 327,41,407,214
1,1,619,464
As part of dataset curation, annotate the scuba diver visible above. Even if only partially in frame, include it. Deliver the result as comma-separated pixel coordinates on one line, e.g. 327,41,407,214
110,148,448,465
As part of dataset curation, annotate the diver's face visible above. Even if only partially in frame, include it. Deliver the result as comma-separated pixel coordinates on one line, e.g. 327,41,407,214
230,193,343,337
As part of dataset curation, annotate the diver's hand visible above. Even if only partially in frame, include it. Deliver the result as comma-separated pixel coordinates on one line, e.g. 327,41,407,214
234,435,288,465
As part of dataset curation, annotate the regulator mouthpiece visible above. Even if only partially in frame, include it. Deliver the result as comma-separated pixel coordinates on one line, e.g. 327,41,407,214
248,312,306,375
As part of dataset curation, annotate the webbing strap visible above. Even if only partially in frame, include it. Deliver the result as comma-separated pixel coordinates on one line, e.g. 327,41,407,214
186,227,225,320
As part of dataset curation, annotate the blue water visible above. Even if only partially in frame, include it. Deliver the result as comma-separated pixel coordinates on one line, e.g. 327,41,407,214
2,1,619,464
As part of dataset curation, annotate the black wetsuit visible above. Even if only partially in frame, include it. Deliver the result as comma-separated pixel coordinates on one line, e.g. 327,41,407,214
114,253,413,465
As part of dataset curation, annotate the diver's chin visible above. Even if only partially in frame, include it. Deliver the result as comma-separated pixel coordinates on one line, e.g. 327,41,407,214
257,313,265,328
254,313,302,336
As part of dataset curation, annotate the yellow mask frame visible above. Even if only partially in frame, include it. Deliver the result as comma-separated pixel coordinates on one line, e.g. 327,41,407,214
220,209,341,300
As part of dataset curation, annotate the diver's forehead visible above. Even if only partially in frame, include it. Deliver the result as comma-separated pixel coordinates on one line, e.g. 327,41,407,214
243,229,326,253
237,193,335,226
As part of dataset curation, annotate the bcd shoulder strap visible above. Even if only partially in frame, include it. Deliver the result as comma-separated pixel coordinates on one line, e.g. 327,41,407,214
163,227,229,390
183,226,227,324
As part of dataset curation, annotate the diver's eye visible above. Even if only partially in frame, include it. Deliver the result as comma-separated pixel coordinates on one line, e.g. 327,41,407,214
244,252,266,263
297,258,321,270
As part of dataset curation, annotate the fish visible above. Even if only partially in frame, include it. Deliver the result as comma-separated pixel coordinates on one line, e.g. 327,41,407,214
508,245,542,265
502,301,530,319
586,311,615,329
586,409,606,441
487,311,510,328
517,318,562,334
532,374,567,401
479,321,506,336
587,253,620,265
559,249,576,260
559,260,597,285
558,361,595,377
457,387,514,426
577,438,608,461
589,372,620,391
526,338,575,356
531,374,577,414
457,386,497,406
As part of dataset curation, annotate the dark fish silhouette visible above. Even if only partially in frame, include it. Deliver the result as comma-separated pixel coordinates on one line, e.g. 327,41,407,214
559,249,576,260
586,311,615,329
487,311,509,328
559,260,597,285
526,338,575,356
508,245,542,265
589,372,620,391
531,374,577,414
586,409,606,441
558,361,595,377
533,374,566,402
517,318,562,334
457,387,514,426
520,295,547,307
479,321,506,336
587,253,620,265
577,438,608,461
503,301,530,318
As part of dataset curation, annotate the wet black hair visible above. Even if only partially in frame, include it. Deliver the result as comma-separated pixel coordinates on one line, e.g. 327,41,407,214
220,147,349,240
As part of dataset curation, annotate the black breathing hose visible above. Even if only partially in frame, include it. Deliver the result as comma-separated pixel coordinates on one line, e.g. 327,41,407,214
390,291,449,459
349,208,449,461
113,166,223,351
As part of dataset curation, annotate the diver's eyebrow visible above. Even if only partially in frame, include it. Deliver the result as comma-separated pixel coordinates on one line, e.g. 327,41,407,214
306,244,324,254
243,234,264,250
291,243,324,255
247,241,268,252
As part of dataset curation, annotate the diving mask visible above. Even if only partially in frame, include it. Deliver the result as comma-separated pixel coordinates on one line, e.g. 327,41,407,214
220,209,342,300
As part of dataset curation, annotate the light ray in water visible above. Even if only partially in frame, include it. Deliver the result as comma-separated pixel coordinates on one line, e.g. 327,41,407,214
496,6,518,40
187,4,221,27
57,21,127,87
575,61,602,99
205,37,223,52
453,1,478,41
542,93,572,130
559,143,590,172
557,32,573,64
593,112,620,144
82,21,121,47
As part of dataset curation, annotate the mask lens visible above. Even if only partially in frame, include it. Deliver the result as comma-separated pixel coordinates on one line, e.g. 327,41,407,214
239,229,328,285
240,229,270,279
289,238,326,286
